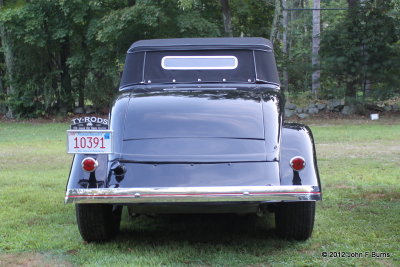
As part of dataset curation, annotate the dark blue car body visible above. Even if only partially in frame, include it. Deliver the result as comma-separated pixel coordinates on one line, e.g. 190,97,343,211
66,38,321,242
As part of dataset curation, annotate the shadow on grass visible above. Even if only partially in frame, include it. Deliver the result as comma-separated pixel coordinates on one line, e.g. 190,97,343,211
116,211,282,245
70,211,303,267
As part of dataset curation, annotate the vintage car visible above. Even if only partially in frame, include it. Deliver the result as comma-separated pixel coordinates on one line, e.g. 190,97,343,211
66,37,321,242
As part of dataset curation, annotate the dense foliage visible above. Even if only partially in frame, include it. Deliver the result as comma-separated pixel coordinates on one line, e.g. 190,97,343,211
0,0,398,118
321,0,400,103
283,0,399,103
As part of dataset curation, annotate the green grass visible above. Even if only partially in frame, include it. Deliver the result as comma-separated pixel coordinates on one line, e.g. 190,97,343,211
0,120,399,266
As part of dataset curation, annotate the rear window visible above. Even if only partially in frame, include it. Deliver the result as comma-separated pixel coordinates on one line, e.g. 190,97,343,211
161,56,238,70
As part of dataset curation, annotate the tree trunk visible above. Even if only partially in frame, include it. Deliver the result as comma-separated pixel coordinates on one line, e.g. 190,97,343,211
78,37,88,108
59,37,73,113
348,0,358,7
345,80,357,104
345,0,358,104
0,0,15,118
220,0,233,37
311,0,321,98
360,0,369,102
0,69,5,114
270,0,281,42
78,72,85,108
281,0,289,93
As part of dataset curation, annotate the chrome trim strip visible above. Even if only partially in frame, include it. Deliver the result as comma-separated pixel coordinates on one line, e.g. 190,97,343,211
65,185,321,204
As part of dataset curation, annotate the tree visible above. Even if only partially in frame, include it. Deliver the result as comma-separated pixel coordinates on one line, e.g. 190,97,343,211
322,0,399,103
270,0,280,41
281,0,289,92
311,0,320,98
220,0,233,37
0,0,276,118
0,0,16,118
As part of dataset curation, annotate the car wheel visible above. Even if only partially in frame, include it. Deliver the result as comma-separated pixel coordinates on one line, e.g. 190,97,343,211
75,204,122,242
275,201,315,241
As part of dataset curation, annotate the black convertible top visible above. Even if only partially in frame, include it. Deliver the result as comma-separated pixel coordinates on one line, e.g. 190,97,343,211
120,37,280,87
128,37,273,53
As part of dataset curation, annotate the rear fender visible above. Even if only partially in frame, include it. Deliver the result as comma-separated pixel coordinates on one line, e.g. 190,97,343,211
280,123,321,190
66,154,108,190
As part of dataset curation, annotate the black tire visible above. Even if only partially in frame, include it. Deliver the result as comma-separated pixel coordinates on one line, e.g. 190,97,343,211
75,204,122,242
275,201,315,241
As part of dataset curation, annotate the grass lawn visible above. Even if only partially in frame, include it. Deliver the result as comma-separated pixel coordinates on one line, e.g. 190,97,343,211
0,118,399,266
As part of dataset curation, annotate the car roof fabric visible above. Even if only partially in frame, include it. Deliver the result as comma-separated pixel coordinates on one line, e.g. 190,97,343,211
128,37,273,53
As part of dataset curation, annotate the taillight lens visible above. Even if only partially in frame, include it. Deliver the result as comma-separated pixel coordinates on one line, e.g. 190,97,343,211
290,156,306,171
81,157,98,172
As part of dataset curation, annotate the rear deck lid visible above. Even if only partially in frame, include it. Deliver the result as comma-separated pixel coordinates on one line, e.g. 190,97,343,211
118,90,281,162
123,91,264,140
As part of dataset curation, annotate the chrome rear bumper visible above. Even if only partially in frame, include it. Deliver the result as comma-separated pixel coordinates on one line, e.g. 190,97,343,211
65,185,321,204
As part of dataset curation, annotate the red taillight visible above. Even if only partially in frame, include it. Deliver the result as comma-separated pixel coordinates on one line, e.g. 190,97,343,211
81,157,98,172
290,156,306,171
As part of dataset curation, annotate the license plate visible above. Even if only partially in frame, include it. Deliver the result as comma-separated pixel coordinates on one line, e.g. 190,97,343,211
67,130,112,154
